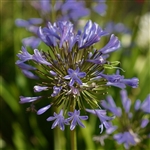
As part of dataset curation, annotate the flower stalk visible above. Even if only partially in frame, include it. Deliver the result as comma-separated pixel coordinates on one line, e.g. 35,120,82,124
70,126,77,150
70,103,77,150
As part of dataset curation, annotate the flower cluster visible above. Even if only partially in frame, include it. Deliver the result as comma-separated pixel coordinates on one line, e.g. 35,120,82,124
15,0,107,49
31,0,90,21
94,90,150,149
16,20,139,132
31,0,107,19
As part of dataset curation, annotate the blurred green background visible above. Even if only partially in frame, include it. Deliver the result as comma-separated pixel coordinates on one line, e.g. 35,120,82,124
1,0,150,150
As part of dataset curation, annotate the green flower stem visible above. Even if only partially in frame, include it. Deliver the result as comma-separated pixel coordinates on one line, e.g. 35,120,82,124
70,128,77,150
54,108,66,150
51,0,56,23
70,105,77,150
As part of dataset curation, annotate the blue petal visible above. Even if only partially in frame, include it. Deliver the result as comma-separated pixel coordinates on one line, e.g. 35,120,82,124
69,79,75,86
78,72,86,78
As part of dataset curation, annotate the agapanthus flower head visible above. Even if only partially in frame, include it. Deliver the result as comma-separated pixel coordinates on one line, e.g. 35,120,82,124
15,0,108,49
98,90,150,149
16,20,138,132
31,0,90,21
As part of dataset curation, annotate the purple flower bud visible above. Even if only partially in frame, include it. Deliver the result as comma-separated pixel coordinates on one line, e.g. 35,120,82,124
19,96,42,104
16,61,36,70
22,36,41,49
15,19,30,27
51,86,62,97
134,99,141,110
120,90,131,113
37,104,51,115
34,85,48,92
140,94,150,113
28,18,43,25
22,70,39,79
50,70,57,76
120,77,139,88
86,54,109,64
141,119,149,128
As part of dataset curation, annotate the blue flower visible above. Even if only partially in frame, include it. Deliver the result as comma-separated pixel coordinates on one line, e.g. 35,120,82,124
99,34,120,54
97,90,150,149
113,131,138,149
67,110,88,130
98,70,139,89
78,20,108,49
101,96,122,117
46,110,69,131
16,20,138,132
38,21,73,48
17,46,33,63
33,49,52,66
86,109,114,133
64,68,86,86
